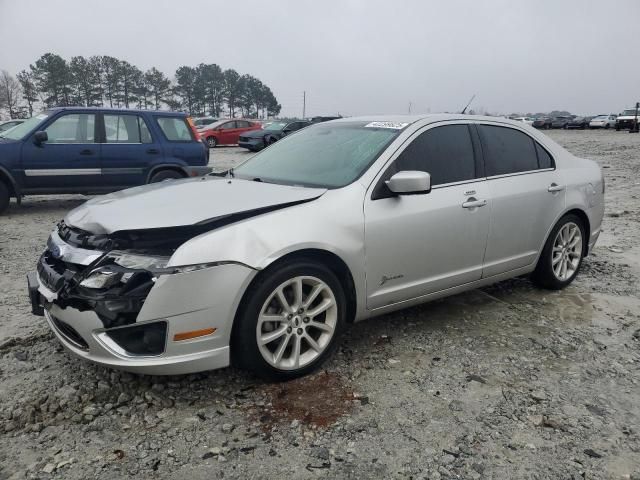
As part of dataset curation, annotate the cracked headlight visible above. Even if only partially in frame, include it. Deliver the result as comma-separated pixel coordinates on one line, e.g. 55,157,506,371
108,251,171,270
79,269,123,289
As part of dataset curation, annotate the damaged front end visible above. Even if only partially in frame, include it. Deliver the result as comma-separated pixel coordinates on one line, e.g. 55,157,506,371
30,221,226,356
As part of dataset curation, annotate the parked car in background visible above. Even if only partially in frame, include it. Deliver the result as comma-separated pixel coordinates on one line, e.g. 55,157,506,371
193,117,218,127
550,116,573,129
199,119,262,148
589,115,616,129
28,115,604,379
567,116,591,129
0,119,25,135
0,107,210,214
532,117,552,129
238,120,310,151
615,108,639,131
513,117,534,125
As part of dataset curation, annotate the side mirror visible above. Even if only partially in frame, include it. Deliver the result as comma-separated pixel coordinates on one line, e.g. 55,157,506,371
385,171,431,195
33,131,48,145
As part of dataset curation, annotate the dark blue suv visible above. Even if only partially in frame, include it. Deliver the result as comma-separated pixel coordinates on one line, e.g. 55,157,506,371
0,107,210,213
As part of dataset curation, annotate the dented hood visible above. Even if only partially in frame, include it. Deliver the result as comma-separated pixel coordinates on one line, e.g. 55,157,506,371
65,176,327,234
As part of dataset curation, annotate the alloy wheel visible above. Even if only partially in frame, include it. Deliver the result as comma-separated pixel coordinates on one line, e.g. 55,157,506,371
256,276,337,370
551,222,582,281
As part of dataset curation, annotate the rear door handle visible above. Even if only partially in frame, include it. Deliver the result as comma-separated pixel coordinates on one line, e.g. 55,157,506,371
462,199,487,209
79,149,94,155
146,148,160,154
548,183,565,192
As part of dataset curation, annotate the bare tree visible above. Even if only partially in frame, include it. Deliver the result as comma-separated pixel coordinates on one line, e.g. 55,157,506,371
0,70,22,118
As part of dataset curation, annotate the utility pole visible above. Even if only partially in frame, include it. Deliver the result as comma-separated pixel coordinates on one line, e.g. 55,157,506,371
302,91,306,119
408,101,412,114
632,101,639,133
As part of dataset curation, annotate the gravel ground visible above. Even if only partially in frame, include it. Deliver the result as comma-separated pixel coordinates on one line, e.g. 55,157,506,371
1,131,639,480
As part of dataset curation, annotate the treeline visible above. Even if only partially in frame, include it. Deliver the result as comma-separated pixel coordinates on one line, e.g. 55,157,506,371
0,53,281,119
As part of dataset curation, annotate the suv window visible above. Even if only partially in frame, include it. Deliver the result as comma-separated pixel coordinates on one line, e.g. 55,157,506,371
45,114,95,143
392,124,477,186
478,125,538,176
156,117,193,141
104,114,152,143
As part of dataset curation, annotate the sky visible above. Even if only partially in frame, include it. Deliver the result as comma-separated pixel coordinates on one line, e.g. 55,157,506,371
0,0,638,117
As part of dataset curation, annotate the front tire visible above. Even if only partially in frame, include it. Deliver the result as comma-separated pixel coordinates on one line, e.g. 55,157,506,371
206,136,217,148
531,214,585,290
232,260,346,380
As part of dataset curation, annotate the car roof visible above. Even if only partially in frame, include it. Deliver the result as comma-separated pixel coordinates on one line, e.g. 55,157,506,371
328,113,535,128
46,107,187,117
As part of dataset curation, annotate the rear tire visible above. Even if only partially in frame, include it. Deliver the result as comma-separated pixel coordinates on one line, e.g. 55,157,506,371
149,169,184,183
232,260,346,380
531,214,586,290
206,136,217,148
0,181,10,214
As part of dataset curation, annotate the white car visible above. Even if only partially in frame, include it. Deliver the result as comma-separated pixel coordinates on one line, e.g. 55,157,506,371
29,115,605,379
589,115,616,129
513,117,534,126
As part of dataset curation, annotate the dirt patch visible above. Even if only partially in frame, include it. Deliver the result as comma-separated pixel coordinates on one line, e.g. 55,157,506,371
249,371,355,430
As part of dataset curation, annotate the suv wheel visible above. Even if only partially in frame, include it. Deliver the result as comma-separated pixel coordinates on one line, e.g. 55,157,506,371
149,170,184,183
0,181,9,214
206,136,217,148
232,260,346,380
531,214,585,290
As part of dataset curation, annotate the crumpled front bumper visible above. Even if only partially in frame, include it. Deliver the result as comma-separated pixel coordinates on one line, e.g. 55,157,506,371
29,261,256,375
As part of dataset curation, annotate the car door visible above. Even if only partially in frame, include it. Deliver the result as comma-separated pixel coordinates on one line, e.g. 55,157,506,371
217,121,237,144
364,123,490,310
477,123,566,277
100,112,159,188
20,112,100,190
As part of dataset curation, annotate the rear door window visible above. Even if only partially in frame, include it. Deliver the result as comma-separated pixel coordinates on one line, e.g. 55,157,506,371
156,117,193,141
393,124,477,185
478,125,539,176
45,114,96,143
104,114,152,143
220,121,237,130
535,143,554,169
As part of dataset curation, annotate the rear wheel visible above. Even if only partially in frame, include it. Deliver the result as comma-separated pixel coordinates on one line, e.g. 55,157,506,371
531,214,585,290
0,181,10,214
149,169,184,183
206,136,217,148
232,260,346,380
605,123,610,129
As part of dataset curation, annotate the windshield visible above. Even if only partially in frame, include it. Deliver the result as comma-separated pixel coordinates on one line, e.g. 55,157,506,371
0,112,48,140
622,109,638,116
263,122,287,131
594,115,608,120
234,121,404,188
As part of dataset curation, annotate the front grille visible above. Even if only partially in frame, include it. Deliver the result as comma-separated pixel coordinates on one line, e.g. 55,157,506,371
51,315,89,350
239,136,248,142
37,251,79,292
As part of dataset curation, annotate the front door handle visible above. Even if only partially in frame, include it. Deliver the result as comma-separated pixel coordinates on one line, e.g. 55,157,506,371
462,198,488,209
79,149,94,155
146,148,160,154
548,183,565,192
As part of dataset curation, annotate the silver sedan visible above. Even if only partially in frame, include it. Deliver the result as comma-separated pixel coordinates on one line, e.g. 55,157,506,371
29,114,604,379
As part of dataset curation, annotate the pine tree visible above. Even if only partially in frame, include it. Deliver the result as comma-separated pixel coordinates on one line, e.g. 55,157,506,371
16,70,38,116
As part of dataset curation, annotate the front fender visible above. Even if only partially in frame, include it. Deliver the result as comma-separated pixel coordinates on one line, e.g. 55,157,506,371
169,185,368,314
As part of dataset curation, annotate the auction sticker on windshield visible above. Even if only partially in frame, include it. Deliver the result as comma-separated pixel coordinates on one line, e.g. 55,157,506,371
364,122,409,129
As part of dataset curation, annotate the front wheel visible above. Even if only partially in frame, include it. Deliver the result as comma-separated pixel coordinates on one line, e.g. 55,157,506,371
232,260,346,380
531,214,585,290
206,136,217,148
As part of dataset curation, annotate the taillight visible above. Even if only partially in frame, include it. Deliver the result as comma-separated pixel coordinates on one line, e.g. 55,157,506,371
187,117,201,140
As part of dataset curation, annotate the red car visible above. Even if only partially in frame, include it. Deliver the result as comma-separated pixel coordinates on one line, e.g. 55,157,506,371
199,119,261,148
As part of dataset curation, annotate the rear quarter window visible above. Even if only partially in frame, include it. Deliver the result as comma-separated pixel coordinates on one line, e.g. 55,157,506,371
156,117,194,142
478,125,539,176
